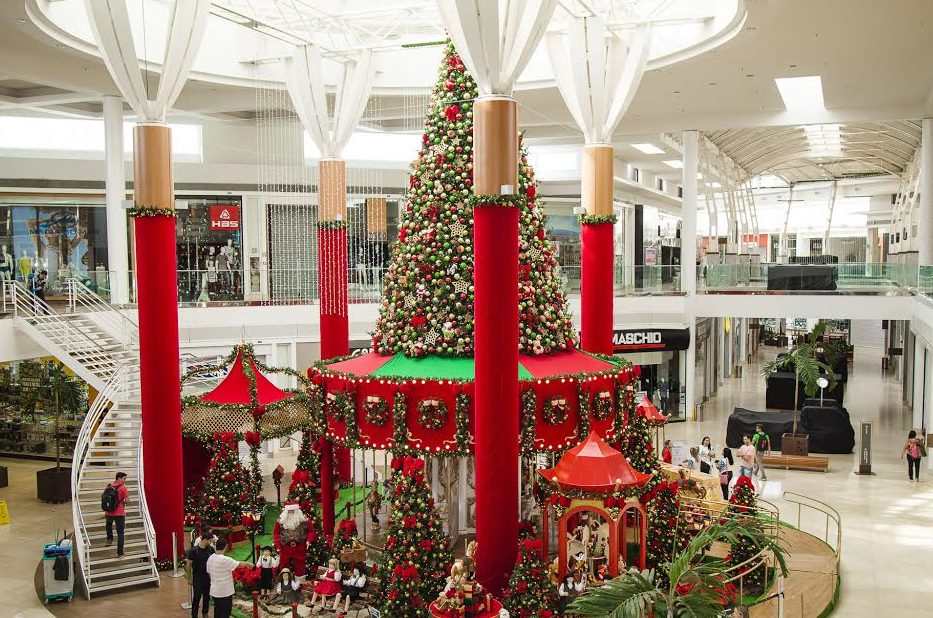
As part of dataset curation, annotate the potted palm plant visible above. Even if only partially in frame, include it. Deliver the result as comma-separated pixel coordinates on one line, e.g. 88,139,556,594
566,518,787,617
36,362,87,502
761,320,836,456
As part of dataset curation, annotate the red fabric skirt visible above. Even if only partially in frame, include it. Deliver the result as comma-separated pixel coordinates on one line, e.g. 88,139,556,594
314,578,342,596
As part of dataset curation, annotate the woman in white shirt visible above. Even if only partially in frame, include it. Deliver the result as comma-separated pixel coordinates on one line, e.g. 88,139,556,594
698,436,715,474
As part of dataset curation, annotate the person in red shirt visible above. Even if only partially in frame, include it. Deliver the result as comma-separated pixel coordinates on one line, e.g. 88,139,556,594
105,471,130,556
662,440,673,464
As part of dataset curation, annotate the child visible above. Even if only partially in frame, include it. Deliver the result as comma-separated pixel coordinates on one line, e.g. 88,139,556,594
717,447,734,500
267,567,302,606
662,439,673,464
256,546,278,598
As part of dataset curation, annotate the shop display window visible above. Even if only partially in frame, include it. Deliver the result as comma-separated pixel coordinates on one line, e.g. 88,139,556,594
175,197,244,302
0,359,88,460
0,199,108,298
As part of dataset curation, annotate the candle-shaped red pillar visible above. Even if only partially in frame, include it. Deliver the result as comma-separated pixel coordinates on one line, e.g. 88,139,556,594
473,95,520,594
318,437,336,535
580,144,615,355
133,123,183,560
317,157,352,485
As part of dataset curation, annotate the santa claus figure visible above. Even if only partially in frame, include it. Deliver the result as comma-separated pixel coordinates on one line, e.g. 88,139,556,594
274,502,312,579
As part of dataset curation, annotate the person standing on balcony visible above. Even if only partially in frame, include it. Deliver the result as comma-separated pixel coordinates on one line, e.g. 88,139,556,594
102,471,129,557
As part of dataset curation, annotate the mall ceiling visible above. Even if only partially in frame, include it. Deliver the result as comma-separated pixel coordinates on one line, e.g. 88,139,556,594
1,0,932,185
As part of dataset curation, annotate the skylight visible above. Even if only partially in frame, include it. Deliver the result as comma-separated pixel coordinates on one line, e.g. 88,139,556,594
663,159,683,169
631,143,665,155
775,76,825,112
803,124,843,157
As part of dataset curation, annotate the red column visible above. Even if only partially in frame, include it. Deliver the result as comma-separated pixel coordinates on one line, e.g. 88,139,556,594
133,123,183,560
318,437,336,536
473,96,519,594
580,144,615,355
581,222,614,354
318,159,352,485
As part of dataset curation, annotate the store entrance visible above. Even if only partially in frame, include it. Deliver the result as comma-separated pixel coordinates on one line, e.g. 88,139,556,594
634,352,682,421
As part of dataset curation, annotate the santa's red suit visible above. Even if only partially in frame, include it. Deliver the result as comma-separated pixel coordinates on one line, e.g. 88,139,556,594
274,503,312,578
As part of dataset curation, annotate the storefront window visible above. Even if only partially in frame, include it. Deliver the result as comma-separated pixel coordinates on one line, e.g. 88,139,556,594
0,198,108,298
613,327,689,422
175,197,244,302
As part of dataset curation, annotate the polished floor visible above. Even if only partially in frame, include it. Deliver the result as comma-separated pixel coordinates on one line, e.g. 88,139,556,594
664,333,932,617
1,333,930,617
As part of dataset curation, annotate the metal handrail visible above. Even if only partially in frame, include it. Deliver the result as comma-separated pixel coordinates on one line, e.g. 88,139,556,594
782,490,842,558
71,365,128,594
136,413,159,583
4,281,119,382
66,278,139,348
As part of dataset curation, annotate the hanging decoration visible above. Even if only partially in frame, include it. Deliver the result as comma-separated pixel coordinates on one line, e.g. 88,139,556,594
417,399,449,430
542,395,570,426
364,395,391,426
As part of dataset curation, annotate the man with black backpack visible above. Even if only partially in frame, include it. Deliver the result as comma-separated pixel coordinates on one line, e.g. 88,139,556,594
102,471,129,557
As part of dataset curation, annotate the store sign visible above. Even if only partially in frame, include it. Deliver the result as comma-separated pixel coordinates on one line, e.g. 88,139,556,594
612,328,689,352
209,205,240,230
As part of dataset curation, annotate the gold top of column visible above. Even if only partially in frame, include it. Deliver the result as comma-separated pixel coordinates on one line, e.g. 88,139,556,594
319,158,347,222
473,97,519,196
582,144,615,217
133,124,174,210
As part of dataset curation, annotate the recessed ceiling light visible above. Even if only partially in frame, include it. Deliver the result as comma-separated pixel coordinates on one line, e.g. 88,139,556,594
697,173,704,180
673,90,681,94
774,75,825,111
663,160,683,169
709,82,717,86
631,143,664,155
746,74,755,78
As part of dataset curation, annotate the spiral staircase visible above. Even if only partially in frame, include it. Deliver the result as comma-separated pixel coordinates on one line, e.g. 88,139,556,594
2,280,159,597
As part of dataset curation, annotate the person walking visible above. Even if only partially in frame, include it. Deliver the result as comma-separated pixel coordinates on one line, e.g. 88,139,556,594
698,436,715,474
206,538,252,618
902,430,926,481
187,527,215,618
102,471,129,557
737,436,756,479
717,447,734,500
752,424,771,481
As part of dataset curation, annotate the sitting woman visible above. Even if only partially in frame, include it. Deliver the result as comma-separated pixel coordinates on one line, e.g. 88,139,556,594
338,563,368,613
267,568,302,606
308,558,343,610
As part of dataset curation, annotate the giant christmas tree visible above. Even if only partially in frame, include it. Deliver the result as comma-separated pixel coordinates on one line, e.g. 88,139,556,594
373,42,576,358
376,456,452,616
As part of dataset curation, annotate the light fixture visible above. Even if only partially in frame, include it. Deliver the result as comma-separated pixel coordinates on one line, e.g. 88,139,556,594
663,160,683,169
803,124,842,156
774,75,825,112
631,143,664,155
710,181,722,188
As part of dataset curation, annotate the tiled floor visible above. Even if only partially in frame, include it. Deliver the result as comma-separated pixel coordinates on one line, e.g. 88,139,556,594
664,342,933,617
1,340,931,616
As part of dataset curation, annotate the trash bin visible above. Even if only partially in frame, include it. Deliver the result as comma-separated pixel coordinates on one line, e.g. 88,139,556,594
43,542,73,603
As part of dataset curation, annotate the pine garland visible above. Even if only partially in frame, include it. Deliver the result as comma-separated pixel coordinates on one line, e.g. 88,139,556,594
317,220,349,230
578,213,618,225
470,194,527,208
129,206,177,218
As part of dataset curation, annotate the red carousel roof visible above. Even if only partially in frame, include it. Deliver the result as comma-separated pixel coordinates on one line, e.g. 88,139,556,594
537,431,652,493
201,351,295,406
636,395,668,425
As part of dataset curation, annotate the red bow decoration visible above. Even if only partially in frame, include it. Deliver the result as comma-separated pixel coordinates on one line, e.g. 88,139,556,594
244,431,261,447
444,104,460,122
527,185,536,200
252,405,267,420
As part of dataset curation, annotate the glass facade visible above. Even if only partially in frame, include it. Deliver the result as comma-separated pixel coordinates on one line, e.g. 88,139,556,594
0,198,108,298
175,197,244,302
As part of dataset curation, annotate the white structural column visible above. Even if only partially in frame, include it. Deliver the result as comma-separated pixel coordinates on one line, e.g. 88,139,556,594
103,95,129,304
919,118,933,265
682,130,699,419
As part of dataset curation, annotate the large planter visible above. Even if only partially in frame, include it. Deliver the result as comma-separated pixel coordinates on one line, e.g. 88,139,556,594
37,467,71,503
781,433,809,457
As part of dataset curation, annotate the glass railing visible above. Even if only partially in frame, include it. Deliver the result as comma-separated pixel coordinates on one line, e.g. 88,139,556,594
556,264,682,296
700,262,920,293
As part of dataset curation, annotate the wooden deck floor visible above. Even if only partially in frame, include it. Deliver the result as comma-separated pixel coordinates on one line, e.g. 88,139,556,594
751,527,838,618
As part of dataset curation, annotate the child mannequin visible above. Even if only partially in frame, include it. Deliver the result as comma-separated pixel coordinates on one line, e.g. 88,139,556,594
308,558,342,610
256,546,279,598
339,563,368,612
267,568,302,606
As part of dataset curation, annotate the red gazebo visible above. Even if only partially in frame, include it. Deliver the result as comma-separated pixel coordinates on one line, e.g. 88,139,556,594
538,432,653,579
636,394,669,454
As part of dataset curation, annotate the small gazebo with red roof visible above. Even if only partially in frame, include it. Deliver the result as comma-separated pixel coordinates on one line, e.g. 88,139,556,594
636,394,669,454
537,432,653,579
181,344,311,441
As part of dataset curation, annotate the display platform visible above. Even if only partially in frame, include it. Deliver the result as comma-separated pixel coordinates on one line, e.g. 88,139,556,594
311,348,636,454
727,404,855,454
429,598,503,617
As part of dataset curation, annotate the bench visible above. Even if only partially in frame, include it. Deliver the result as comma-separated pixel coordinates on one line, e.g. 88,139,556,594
308,565,380,612
762,454,829,472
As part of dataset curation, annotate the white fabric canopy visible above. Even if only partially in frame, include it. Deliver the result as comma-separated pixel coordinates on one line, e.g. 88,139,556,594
547,16,651,144
436,0,557,96
84,0,208,122
284,45,374,159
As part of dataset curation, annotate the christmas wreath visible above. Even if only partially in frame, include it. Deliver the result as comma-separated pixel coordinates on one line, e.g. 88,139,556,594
542,395,569,425
326,391,357,424
417,398,448,430
593,391,614,421
363,396,390,426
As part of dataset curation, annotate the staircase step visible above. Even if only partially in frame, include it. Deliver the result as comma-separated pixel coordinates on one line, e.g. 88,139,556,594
87,573,159,594
87,528,147,541
88,540,150,554
88,562,157,579
86,517,144,528
85,552,151,566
